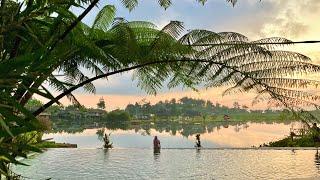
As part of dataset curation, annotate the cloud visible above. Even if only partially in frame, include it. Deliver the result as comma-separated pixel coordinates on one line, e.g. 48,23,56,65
260,12,308,38
55,0,320,109
258,1,311,39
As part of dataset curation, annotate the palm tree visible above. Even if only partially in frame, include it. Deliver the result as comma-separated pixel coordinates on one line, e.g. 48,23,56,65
34,24,320,116
0,0,245,117
0,0,318,178
2,0,319,141
0,0,242,177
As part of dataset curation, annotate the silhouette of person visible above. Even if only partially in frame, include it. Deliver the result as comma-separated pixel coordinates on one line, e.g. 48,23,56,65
153,136,161,153
195,134,201,148
103,133,112,149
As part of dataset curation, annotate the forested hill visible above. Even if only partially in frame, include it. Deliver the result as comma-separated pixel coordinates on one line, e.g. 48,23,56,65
27,97,294,124
125,97,281,118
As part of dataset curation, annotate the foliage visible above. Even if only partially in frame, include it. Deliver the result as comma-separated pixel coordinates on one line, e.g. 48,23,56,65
268,123,320,147
268,135,320,147
35,141,77,148
126,97,234,117
53,117,295,139
125,97,301,119
0,0,319,178
49,98,303,138
16,131,43,145
47,97,297,128
104,109,131,123
96,128,105,141
48,106,131,131
24,99,43,111
97,97,106,110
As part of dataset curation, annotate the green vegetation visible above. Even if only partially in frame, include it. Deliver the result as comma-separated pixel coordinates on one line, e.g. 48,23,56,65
35,142,77,149
15,96,304,136
1,0,320,178
105,109,130,122
125,97,300,122
42,96,301,138
268,136,320,147
97,97,106,110
27,97,298,134
268,124,320,147
47,106,130,131
55,117,295,138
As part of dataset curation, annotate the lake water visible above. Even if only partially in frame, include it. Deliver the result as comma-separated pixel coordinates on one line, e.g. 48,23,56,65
14,121,320,179
44,121,301,148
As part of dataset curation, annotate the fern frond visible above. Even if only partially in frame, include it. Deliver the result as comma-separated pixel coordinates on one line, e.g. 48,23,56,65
92,5,116,31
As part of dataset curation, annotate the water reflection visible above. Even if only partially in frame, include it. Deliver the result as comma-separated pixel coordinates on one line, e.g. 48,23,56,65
96,128,105,141
45,121,301,148
195,149,201,160
153,151,160,161
153,148,160,154
315,149,320,170
103,149,110,161
53,120,294,138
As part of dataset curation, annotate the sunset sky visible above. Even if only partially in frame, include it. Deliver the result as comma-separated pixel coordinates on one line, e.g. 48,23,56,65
39,0,320,110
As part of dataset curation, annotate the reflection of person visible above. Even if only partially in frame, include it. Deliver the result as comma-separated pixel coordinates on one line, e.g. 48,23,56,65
195,134,201,148
315,149,320,170
224,114,230,121
312,123,320,142
153,136,161,149
222,123,229,128
312,123,320,132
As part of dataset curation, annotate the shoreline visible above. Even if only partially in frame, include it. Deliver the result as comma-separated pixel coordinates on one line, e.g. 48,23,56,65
36,141,77,148
42,147,320,150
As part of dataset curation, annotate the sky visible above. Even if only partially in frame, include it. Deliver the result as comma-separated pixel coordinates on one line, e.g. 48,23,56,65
39,0,320,110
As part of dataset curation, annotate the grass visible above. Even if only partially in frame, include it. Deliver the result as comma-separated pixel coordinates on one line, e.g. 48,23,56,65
131,112,296,125
35,141,77,148
268,134,320,147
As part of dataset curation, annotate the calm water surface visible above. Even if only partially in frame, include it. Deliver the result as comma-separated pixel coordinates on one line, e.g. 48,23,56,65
43,122,300,148
15,149,320,179
14,122,320,179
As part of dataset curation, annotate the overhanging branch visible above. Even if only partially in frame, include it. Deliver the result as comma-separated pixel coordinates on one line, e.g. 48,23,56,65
48,0,100,52
33,55,320,116
33,58,228,116
190,40,320,46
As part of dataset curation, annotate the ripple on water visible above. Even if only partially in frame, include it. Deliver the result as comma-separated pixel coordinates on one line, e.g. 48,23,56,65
14,149,320,180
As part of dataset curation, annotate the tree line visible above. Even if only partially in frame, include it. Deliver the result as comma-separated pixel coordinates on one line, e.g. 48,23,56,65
125,97,281,118
1,0,320,178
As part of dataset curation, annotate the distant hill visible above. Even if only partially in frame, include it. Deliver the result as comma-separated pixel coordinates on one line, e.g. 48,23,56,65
125,97,282,119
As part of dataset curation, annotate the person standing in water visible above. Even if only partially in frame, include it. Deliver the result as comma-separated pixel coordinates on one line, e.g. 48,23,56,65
153,136,161,149
195,134,201,148
153,136,161,153
103,133,113,149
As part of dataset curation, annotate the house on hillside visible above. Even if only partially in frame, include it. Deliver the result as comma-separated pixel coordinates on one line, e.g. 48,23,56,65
86,109,105,118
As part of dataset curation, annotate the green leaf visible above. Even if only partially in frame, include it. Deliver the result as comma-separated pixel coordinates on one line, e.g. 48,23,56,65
0,119,13,137
92,5,116,31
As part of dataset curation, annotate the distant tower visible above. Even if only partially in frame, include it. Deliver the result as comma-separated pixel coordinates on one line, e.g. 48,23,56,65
97,97,106,110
